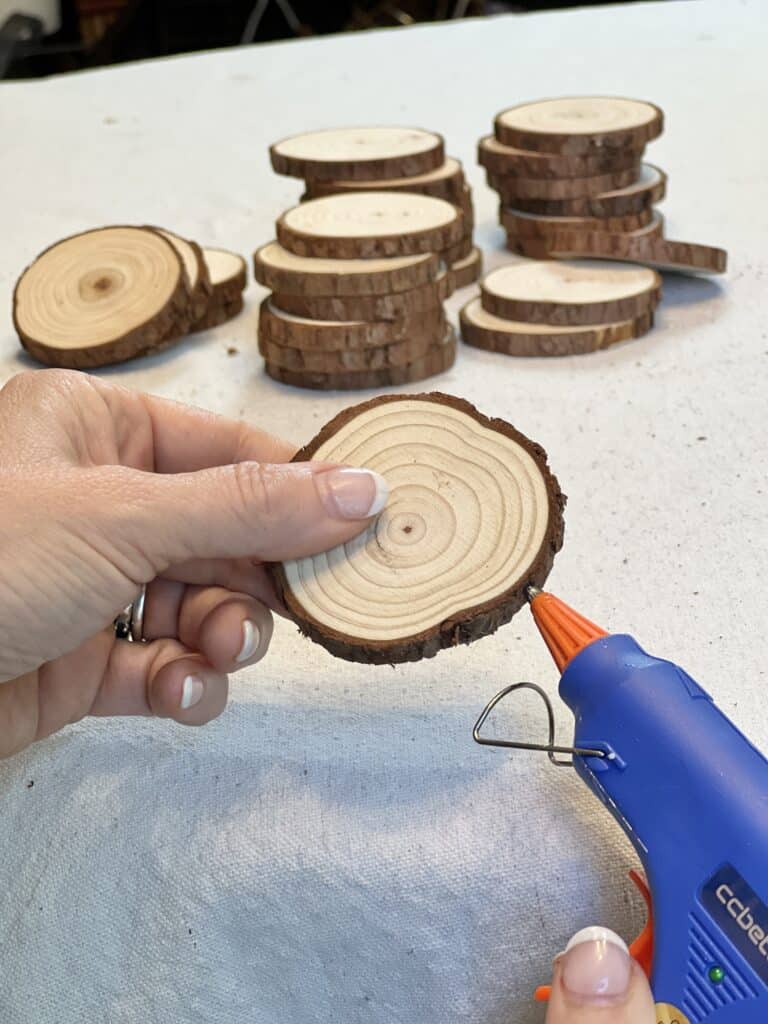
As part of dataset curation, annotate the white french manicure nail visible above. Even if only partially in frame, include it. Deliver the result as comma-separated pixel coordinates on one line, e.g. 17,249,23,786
180,675,205,710
564,927,629,955
236,619,260,663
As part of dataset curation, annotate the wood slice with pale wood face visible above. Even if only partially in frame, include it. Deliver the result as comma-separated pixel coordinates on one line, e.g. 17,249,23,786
513,164,666,218
270,393,565,663
501,205,654,237
480,260,662,325
538,234,728,274
494,97,663,155
202,247,247,304
460,296,653,356
270,127,444,181
14,226,191,368
276,192,464,259
274,264,454,321
253,241,441,298
152,228,212,323
450,247,483,289
264,326,457,391
478,135,640,179
304,157,467,203
487,164,640,201
259,323,443,372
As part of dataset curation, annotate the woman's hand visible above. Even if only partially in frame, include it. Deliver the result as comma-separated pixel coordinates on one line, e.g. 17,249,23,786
545,927,656,1023
0,370,387,758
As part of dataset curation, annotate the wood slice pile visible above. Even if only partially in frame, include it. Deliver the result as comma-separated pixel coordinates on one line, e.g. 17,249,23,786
254,191,465,390
460,260,661,357
13,226,247,369
270,127,482,287
479,96,727,275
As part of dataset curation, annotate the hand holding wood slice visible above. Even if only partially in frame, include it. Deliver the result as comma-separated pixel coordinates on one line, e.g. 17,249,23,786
270,393,565,663
270,127,445,181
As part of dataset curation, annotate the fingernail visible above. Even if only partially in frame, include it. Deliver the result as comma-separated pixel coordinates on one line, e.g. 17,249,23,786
236,619,260,663
316,467,389,519
560,927,631,1002
180,675,205,710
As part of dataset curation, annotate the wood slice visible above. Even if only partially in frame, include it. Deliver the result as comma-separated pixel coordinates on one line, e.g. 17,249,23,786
504,212,665,253
494,97,663,155
450,247,483,289
304,157,467,204
270,127,444,181
532,234,728,275
259,323,444,372
202,246,247,304
14,226,191,368
153,228,212,322
273,264,454,322
277,192,464,259
264,325,457,391
487,164,640,200
480,260,662,325
254,241,440,298
500,204,654,237
193,294,244,332
259,297,445,350
442,232,474,264
513,164,667,218
478,135,640,179
460,296,653,356
270,393,565,663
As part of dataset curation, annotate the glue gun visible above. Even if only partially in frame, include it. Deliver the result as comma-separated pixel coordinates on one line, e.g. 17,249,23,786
474,589,768,1024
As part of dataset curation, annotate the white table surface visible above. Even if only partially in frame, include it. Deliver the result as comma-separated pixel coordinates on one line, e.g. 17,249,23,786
1,2,767,1021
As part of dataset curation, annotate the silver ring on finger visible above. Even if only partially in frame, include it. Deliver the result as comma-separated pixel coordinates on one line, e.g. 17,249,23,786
113,584,148,643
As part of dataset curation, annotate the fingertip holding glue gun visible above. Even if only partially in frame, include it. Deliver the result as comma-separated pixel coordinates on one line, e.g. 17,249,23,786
474,588,768,1024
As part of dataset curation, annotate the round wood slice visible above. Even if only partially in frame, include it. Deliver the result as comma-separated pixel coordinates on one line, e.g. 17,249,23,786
488,164,640,201
504,212,665,253
202,246,247,304
259,297,445,350
478,135,640,179
270,127,444,181
264,325,457,392
193,294,245,331
270,393,565,663
153,228,212,322
254,241,440,298
259,324,443,372
451,247,483,289
14,226,191,368
460,296,653,356
273,264,454,322
277,193,464,260
500,204,654,237
494,97,663,155
513,164,667,218
442,232,474,264
304,157,467,204
481,260,662,325
534,234,728,274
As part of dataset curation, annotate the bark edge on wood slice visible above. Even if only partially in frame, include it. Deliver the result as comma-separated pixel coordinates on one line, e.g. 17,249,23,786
253,241,441,298
259,321,445,371
460,296,654,356
269,393,565,663
504,212,665,254
304,156,467,203
450,247,483,289
193,294,244,332
494,97,664,155
478,135,640,179
500,205,654,237
480,260,662,325
264,325,457,391
487,164,640,201
270,127,445,181
152,227,212,324
276,192,464,260
540,234,728,275
14,226,191,368
513,164,667,218
202,246,247,304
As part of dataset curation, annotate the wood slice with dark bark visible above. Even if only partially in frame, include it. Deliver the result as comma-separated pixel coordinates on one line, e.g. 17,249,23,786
487,164,640,201
152,228,212,323
480,260,662,325
264,325,457,391
270,393,565,663
277,193,464,259
270,127,444,181
259,298,445,350
193,294,244,331
273,264,454,321
500,205,654,237
504,213,665,253
253,241,441,298
536,234,728,274
450,247,483,289
513,164,666,218
304,157,467,204
202,247,247,304
442,232,474,264
494,97,663,155
14,226,191,368
478,135,640,179
460,296,653,356
259,324,444,372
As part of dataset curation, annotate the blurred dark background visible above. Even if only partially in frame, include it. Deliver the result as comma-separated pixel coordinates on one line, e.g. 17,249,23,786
0,0,654,79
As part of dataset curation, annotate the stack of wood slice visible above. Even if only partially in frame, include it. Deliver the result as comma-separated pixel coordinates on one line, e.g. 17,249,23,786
460,260,661,357
270,127,482,288
254,191,463,390
13,226,248,369
480,97,727,275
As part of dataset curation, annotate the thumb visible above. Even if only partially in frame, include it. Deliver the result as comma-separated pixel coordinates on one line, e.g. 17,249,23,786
119,461,389,567
545,927,656,1024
